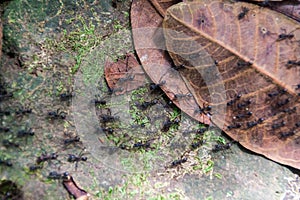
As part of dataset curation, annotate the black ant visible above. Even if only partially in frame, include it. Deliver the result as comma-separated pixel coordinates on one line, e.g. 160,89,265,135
48,171,69,180
281,107,296,114
107,87,123,95
48,109,67,120
276,98,290,107
237,99,251,109
184,126,208,135
279,131,295,139
15,106,32,116
227,94,242,106
0,110,11,116
99,127,114,134
29,165,43,172
237,61,252,67
246,118,264,129
60,91,74,101
136,99,158,110
2,140,19,148
286,60,300,68
36,152,58,164
118,74,135,83
212,142,233,153
133,140,151,149
92,99,107,106
276,33,294,42
149,80,166,91
0,158,13,167
191,140,204,149
233,111,252,119
227,123,242,130
238,7,249,20
295,122,300,128
17,128,34,137
173,93,193,100
172,64,186,70
99,114,119,123
161,117,180,132
271,121,286,130
0,127,10,132
0,93,13,101
67,149,88,169
64,136,81,146
171,157,187,167
267,89,287,98
194,105,212,114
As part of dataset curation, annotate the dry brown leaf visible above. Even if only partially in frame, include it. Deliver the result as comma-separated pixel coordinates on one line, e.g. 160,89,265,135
131,0,211,125
104,53,146,95
163,0,300,169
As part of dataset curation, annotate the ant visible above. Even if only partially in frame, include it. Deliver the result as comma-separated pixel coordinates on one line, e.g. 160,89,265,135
149,80,166,91
99,127,114,134
0,127,10,132
92,99,107,106
60,91,74,102
136,99,158,110
0,93,13,101
237,61,252,67
233,111,252,120
286,60,300,68
276,98,290,107
48,108,67,120
17,128,34,137
212,142,233,153
191,140,204,149
271,121,286,130
281,107,296,114
36,152,58,164
0,158,13,167
2,140,19,148
238,7,249,20
279,131,295,139
237,99,251,109
173,93,192,100
172,64,186,70
184,127,208,135
171,157,187,167
64,135,81,146
161,117,180,132
99,114,119,123
133,140,152,149
48,171,69,180
67,149,88,170
276,33,294,42
227,123,242,130
118,74,135,83
0,110,11,116
29,165,43,172
227,94,242,106
15,105,32,116
107,87,123,95
296,122,300,128
267,89,287,98
246,118,264,129
194,105,212,114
